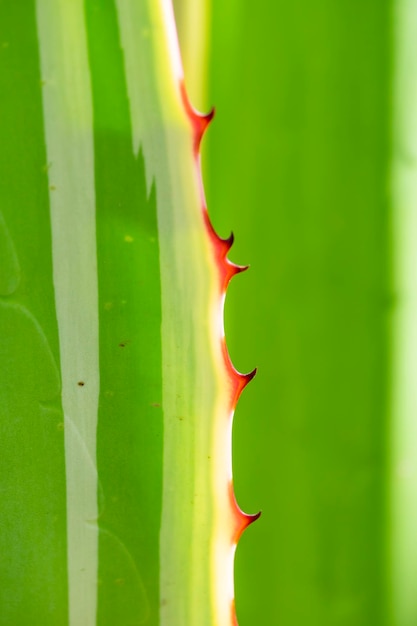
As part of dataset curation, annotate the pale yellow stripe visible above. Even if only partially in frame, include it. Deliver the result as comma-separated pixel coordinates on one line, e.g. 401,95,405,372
172,0,211,109
116,1,234,624
36,2,99,625
391,2,417,624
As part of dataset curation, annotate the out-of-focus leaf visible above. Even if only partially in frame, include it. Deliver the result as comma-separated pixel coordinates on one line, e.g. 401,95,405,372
206,2,391,625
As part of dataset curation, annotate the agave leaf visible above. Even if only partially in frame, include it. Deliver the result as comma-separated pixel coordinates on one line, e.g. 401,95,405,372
0,1,254,624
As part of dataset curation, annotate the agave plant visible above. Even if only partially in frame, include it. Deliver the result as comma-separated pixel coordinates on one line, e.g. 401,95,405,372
3,0,417,625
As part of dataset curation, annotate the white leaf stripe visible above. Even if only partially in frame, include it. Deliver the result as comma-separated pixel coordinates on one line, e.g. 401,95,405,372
36,1,99,625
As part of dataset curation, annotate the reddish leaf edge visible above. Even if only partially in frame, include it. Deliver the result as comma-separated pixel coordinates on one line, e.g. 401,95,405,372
180,79,261,621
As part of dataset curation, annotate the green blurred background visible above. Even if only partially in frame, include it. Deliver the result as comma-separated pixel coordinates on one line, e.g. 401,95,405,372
203,2,393,625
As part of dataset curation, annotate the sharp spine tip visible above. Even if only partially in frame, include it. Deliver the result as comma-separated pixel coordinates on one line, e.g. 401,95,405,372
245,510,261,526
204,106,215,125
234,508,261,542
232,262,249,275
196,107,214,142
243,367,257,385
225,231,235,248
231,367,257,404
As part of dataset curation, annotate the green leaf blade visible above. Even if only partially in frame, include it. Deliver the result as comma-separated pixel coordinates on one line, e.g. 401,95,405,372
0,1,68,623
84,2,163,622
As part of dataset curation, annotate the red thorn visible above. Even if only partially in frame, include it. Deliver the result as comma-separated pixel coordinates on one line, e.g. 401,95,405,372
231,263,249,275
202,213,248,289
180,80,215,154
203,212,232,255
221,262,239,290
222,261,249,291
233,367,257,406
225,231,235,249
229,482,261,543
234,510,261,543
239,367,257,389
221,339,257,407
217,250,248,290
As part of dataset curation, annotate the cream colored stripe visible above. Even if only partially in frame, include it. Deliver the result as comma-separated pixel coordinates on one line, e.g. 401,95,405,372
116,1,232,624
36,2,99,625
172,0,211,109
391,2,417,624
